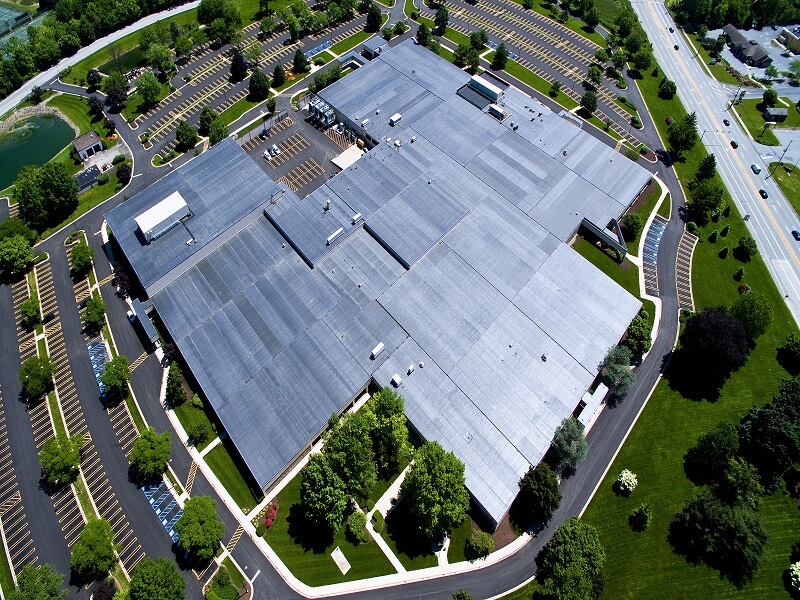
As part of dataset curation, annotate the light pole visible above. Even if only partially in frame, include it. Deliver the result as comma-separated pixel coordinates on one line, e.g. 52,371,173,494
766,140,793,180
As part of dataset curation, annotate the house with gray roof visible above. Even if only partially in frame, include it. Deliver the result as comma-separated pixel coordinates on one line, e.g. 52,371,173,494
107,41,650,529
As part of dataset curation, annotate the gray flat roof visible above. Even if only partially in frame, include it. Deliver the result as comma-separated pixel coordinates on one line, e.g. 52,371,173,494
109,42,648,527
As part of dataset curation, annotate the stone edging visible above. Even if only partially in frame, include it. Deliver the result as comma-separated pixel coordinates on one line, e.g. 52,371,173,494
0,102,80,137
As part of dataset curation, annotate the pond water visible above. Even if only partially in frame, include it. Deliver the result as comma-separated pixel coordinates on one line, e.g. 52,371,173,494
0,114,74,190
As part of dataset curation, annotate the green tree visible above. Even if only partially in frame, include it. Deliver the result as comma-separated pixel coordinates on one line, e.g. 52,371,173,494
146,44,174,76
165,361,186,406
0,235,33,276
549,80,562,97
174,35,194,57
623,316,652,359
400,441,469,537
15,162,78,232
176,496,225,560
434,5,449,32
594,48,608,63
553,418,587,474
363,388,411,477
101,355,130,395
39,433,84,487
688,179,723,215
762,88,778,108
365,1,382,32
175,120,198,151
300,453,348,533
464,529,493,561
102,71,128,111
683,420,739,485
584,5,600,28
612,50,627,71
695,153,716,180
129,557,185,600
730,291,773,340
765,64,779,79
492,42,509,70
667,111,699,157
536,517,606,600
416,22,430,47
680,307,749,383
738,403,800,492
198,105,218,136
136,71,161,106
83,292,106,333
580,90,597,114
658,77,677,98
187,422,211,447
129,427,171,481
71,519,115,578
259,16,276,36
324,411,377,502
249,69,270,100
780,333,800,374
714,457,763,509
272,63,286,87
0,217,37,245
70,240,95,274
599,345,635,398
293,48,308,73
230,50,248,80
454,43,479,73
427,36,441,55
588,64,603,84
628,503,651,531
669,489,767,586
19,293,40,328
620,213,642,242
734,235,758,261
469,29,488,50
9,563,67,600
630,48,651,71
208,118,228,146
452,591,475,600
138,20,171,53
19,355,53,398
517,463,561,526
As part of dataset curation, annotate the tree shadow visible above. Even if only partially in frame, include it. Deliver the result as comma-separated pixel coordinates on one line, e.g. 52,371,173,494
663,349,725,402
777,346,800,376
384,500,435,562
286,503,334,553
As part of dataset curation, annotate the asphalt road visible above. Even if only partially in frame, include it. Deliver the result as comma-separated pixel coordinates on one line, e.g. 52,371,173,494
633,0,800,325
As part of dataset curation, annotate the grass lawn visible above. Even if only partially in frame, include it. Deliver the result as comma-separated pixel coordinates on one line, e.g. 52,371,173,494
733,99,780,146
383,500,438,570
99,47,145,76
417,16,470,47
62,10,198,85
501,58,579,110
404,0,416,15
221,557,245,589
769,162,800,218
690,35,741,86
218,95,266,127
204,438,263,511
263,472,395,585
658,193,671,219
579,45,800,600
331,29,374,55
121,80,172,122
46,93,95,134
615,96,639,116
313,50,336,65
506,0,606,46
446,517,473,564
0,535,13,598
438,45,455,63
624,183,661,255
173,401,216,451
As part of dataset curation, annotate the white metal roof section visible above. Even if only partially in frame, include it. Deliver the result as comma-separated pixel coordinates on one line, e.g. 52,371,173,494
134,191,190,242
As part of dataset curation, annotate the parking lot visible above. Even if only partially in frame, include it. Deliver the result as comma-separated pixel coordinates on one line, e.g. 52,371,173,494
242,112,343,196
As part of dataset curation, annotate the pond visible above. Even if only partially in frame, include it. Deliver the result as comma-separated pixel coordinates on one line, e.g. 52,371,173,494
0,114,74,190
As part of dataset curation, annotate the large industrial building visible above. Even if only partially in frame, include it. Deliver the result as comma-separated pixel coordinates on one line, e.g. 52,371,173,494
106,40,650,528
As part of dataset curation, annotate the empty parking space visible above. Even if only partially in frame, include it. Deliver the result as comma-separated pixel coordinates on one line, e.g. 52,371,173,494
676,231,697,312
240,115,294,152
277,158,325,192
0,387,38,576
264,132,310,167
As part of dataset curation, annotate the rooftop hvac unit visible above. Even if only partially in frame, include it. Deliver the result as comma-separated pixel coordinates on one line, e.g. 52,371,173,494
391,374,402,387
326,227,343,246
361,118,370,128
352,212,362,224
370,342,384,359
469,74,503,102
488,103,508,121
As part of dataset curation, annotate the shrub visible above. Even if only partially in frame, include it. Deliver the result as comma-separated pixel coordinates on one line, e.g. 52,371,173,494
112,154,125,165
791,561,800,590
371,511,385,533
255,522,266,536
393,21,408,34
734,267,744,281
98,172,110,185
687,221,697,233
722,204,731,217
313,56,325,65
464,529,494,561
187,422,211,446
708,229,718,243
192,393,203,409
640,145,649,155
346,511,369,543
665,115,674,125
615,469,638,494
629,503,652,532
410,10,419,19
721,224,730,237
382,25,393,39
719,246,729,258
263,501,278,528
